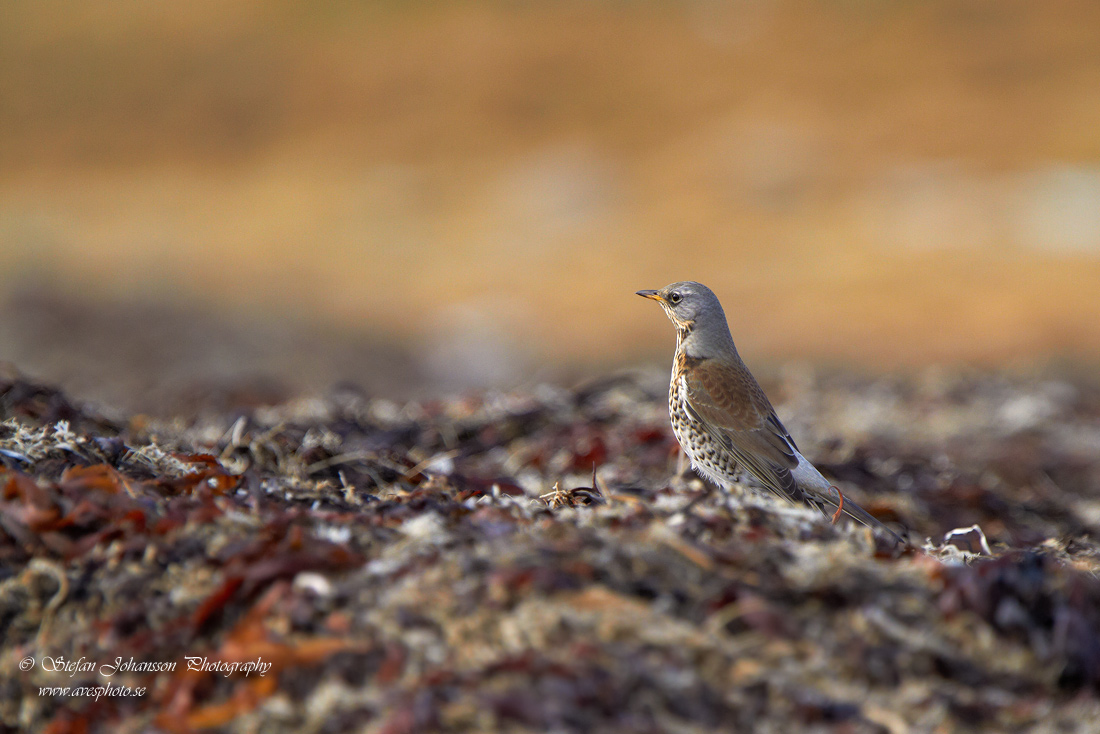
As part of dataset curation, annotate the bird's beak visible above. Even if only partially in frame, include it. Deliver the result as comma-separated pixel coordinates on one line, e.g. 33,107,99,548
636,289,663,302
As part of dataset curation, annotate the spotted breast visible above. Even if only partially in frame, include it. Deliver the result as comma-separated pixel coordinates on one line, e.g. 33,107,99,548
668,347,744,489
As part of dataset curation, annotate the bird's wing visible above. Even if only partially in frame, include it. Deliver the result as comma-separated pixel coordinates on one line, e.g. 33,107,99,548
680,356,809,504
682,356,906,545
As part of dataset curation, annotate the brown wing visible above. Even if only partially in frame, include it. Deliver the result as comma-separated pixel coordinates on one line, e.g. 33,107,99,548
681,356,809,505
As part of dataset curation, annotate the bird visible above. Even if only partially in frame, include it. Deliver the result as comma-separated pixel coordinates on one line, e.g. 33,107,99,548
637,281,904,544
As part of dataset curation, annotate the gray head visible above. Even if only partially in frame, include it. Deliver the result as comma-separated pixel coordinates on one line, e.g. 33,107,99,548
635,281,736,354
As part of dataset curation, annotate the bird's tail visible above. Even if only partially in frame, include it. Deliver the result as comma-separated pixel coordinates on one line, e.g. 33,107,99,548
823,486,905,545
792,453,905,545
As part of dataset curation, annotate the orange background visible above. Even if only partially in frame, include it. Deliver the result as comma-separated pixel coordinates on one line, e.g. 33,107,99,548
2,1,1100,402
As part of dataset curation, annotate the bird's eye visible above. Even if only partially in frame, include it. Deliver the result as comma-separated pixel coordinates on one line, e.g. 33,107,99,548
668,292,683,304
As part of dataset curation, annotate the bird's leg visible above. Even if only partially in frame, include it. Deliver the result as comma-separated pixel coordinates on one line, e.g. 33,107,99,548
675,447,689,483
678,481,714,515
829,485,845,524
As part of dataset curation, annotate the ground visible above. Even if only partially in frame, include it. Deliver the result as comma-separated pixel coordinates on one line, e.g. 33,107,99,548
2,366,1100,733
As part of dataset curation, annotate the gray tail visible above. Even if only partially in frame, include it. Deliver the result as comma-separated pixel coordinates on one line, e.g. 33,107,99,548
814,488,905,546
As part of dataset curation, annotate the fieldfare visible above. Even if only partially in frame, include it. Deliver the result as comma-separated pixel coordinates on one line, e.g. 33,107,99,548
637,281,903,544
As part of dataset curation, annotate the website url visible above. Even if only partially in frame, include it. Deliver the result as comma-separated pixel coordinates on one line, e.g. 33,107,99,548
38,681,147,700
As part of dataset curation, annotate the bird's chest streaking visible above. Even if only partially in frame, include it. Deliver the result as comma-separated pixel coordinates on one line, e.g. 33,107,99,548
668,353,742,488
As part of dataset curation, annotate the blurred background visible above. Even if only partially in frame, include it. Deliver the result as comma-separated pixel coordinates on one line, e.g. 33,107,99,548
2,0,1100,414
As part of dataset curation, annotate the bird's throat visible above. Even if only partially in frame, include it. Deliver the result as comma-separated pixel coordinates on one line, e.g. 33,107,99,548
675,320,695,347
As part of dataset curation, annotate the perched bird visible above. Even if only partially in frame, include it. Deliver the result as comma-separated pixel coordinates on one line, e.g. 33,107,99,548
637,281,903,544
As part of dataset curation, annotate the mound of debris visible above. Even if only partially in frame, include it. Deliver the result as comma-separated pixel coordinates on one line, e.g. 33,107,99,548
2,367,1099,733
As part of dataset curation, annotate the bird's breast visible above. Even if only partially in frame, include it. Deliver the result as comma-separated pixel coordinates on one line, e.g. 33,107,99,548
667,373,693,441
672,349,706,383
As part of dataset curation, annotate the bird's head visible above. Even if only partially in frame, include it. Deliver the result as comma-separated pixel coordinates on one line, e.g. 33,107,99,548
635,281,724,332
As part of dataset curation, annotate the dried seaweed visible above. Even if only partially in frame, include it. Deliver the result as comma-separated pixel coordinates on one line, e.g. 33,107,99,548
2,369,1099,733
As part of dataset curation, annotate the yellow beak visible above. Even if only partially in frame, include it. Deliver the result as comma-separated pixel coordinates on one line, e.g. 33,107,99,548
635,289,663,302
